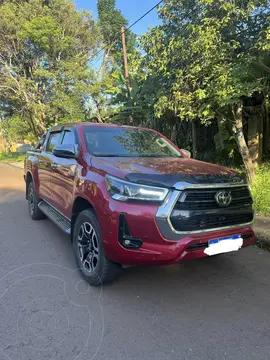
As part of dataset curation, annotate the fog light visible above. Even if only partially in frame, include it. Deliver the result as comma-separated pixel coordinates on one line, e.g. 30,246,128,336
118,214,143,249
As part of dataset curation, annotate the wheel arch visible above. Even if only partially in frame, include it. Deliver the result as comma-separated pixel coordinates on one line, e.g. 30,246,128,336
71,196,97,242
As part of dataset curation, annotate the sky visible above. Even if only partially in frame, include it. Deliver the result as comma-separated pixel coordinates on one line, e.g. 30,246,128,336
74,0,161,35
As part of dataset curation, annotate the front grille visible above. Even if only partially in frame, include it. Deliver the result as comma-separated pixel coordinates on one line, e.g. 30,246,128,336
170,185,254,232
175,186,252,210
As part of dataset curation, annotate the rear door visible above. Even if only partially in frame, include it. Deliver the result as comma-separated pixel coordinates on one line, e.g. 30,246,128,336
49,128,79,219
39,131,63,203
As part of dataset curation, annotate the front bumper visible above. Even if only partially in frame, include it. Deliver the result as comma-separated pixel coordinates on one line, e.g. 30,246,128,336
95,180,255,266
98,200,255,267
103,220,255,265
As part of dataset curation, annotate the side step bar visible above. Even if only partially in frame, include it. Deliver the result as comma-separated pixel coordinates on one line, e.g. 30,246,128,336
38,201,71,235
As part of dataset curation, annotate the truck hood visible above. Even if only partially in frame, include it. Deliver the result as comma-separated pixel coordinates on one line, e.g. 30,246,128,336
91,156,245,187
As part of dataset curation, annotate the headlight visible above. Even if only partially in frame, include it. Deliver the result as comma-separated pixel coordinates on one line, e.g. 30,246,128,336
105,175,169,202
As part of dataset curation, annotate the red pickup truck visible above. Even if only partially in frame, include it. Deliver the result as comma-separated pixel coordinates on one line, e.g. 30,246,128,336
24,123,255,285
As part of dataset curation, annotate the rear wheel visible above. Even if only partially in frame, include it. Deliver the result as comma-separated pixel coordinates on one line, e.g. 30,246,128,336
73,209,122,286
28,182,45,220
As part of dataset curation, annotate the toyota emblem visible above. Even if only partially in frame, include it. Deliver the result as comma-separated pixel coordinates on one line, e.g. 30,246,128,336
215,190,232,207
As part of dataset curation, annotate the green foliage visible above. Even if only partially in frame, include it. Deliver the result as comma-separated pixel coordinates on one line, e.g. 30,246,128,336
0,0,100,140
97,0,136,62
252,164,270,215
1,0,270,175
86,0,137,123
86,70,122,122
140,0,269,123
125,0,270,180
214,120,236,158
1,115,37,143
0,152,25,163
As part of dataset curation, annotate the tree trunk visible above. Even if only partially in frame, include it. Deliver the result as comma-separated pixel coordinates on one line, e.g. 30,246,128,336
171,124,177,143
263,103,270,153
248,110,263,167
216,116,225,151
96,113,103,123
28,114,38,139
192,120,197,159
260,112,263,160
99,47,111,78
232,104,255,181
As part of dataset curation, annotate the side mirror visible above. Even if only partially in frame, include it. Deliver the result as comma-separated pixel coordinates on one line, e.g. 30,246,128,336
181,149,191,158
53,144,78,159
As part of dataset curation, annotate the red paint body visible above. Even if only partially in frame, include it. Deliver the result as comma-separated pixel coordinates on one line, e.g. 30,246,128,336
25,123,255,265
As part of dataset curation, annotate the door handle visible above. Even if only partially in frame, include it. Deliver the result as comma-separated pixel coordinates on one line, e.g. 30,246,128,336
51,163,58,170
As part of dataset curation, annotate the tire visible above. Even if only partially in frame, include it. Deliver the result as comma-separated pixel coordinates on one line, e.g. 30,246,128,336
28,182,45,220
73,209,122,286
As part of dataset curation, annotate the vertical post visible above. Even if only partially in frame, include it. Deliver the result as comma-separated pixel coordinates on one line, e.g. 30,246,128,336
121,26,133,123
121,26,130,95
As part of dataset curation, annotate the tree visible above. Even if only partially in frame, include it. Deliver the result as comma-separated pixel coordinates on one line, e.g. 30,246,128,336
88,0,137,123
97,0,136,66
0,0,100,141
85,69,121,123
139,0,270,180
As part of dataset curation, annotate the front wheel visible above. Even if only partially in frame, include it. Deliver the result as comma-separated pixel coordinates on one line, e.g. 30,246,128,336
73,209,122,286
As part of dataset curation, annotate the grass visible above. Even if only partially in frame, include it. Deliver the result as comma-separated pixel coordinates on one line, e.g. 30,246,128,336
0,152,26,163
252,163,270,216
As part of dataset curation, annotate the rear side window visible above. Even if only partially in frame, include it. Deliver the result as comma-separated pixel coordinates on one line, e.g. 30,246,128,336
61,130,76,145
46,132,62,153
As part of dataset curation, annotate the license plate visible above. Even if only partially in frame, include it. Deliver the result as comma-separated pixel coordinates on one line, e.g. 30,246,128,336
204,234,243,256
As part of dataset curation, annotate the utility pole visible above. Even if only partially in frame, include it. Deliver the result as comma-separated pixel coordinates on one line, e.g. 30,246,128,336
121,26,133,124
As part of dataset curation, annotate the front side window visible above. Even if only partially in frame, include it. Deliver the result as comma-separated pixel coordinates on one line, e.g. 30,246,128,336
46,132,62,153
83,126,182,158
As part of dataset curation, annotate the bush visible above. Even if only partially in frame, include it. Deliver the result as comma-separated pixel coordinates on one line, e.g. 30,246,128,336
0,152,26,162
252,163,270,215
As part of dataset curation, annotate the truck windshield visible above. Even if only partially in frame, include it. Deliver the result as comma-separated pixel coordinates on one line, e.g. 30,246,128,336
83,126,182,158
